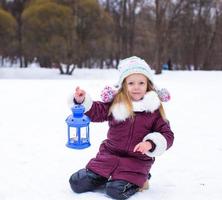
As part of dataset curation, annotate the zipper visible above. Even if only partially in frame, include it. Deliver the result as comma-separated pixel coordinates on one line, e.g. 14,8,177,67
126,117,136,152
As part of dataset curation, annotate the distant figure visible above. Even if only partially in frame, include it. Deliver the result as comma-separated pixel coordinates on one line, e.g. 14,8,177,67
68,56,174,199
162,63,169,70
167,59,172,70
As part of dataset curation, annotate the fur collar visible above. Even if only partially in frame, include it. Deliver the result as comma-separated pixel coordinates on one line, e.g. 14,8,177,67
111,91,160,121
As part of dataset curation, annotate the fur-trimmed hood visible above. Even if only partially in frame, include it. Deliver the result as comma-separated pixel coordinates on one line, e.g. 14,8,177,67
111,91,161,121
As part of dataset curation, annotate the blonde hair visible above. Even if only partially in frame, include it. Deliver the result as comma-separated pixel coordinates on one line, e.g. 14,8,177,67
109,78,167,121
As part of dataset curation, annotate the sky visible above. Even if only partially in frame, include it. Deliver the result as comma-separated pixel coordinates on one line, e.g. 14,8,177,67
0,66,222,200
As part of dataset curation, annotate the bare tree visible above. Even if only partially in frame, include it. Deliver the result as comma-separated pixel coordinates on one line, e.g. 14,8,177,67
153,0,188,74
203,0,222,70
3,0,31,67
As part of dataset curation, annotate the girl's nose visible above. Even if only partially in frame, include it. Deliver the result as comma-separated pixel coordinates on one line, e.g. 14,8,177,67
133,84,140,90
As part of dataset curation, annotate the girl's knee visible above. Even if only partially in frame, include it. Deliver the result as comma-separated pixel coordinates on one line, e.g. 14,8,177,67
69,168,107,193
69,168,89,193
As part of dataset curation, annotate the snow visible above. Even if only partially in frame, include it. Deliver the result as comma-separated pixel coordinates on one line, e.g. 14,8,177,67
0,66,222,200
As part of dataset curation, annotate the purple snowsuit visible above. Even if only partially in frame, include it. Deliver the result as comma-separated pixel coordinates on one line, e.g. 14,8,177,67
85,101,174,188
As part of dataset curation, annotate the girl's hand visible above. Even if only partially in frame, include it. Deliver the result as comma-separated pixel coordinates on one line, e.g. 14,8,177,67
74,86,86,103
133,141,152,154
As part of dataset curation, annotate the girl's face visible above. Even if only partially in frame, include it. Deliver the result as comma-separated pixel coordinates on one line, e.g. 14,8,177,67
125,73,148,101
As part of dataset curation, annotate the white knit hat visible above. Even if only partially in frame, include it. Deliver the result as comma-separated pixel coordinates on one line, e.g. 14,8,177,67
116,56,154,88
101,56,170,103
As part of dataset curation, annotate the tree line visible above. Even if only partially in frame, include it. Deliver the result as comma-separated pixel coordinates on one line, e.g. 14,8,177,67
0,0,222,74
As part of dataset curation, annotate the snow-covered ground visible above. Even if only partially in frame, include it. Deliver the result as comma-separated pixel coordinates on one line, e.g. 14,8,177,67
0,66,222,200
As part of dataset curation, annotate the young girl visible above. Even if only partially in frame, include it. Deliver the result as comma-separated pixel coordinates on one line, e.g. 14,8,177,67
69,56,174,199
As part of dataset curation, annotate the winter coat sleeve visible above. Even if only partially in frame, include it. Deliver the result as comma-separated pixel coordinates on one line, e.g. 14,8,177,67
79,93,111,122
143,110,174,157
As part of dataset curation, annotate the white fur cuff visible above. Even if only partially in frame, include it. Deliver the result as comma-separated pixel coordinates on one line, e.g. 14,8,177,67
143,132,167,157
67,93,93,113
81,93,93,112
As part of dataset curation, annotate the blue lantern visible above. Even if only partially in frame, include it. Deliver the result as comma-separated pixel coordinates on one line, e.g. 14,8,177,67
65,105,91,149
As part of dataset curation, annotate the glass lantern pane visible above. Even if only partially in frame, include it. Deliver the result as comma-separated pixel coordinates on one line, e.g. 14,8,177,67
70,127,78,143
81,127,87,138
80,127,89,143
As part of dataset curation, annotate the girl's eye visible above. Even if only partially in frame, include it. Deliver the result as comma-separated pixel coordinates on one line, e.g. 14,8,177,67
139,82,145,85
128,82,134,85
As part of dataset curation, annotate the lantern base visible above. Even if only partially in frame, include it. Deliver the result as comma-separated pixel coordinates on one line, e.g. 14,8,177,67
66,142,91,149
